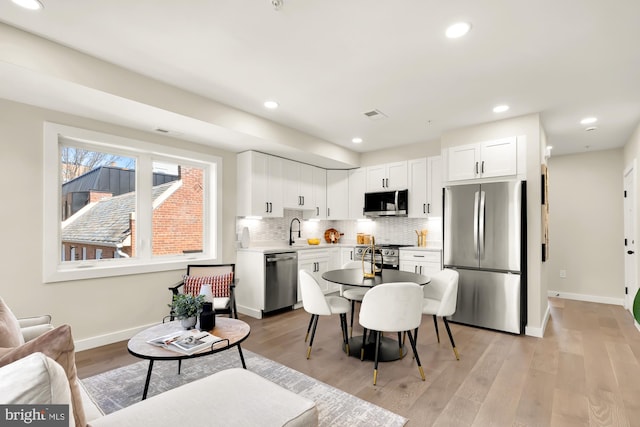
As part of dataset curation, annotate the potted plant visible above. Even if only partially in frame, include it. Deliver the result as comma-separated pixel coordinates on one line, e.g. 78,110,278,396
169,294,206,329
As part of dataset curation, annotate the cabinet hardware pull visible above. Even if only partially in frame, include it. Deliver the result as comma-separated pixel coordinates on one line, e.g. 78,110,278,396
265,202,269,213
414,266,418,273
423,203,426,214
481,161,485,173
302,196,304,205
327,208,330,217
427,203,431,214
475,162,479,174
316,207,319,216
385,178,389,188
382,178,385,188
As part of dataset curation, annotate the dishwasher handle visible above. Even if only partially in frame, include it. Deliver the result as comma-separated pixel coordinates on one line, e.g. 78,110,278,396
266,254,297,263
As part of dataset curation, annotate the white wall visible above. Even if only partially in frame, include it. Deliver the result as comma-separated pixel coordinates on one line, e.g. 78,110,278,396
546,149,624,303
360,139,441,167
441,113,547,336
0,98,238,349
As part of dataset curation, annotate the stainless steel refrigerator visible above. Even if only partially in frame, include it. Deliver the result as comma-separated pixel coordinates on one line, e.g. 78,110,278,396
443,181,526,334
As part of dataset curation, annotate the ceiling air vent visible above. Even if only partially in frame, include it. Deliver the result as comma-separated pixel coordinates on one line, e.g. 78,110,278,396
363,109,388,121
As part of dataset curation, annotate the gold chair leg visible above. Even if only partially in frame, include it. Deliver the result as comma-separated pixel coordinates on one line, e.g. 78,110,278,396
360,348,365,361
418,366,425,381
304,331,309,342
306,346,312,359
346,343,350,356
373,369,378,385
453,347,460,361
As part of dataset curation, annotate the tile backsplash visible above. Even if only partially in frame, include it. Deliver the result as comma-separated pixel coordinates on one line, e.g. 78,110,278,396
236,209,442,247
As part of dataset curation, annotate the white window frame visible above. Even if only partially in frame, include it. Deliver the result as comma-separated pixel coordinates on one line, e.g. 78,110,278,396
43,122,222,283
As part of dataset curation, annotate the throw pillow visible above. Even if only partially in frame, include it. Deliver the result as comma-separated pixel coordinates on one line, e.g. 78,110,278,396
0,324,86,427
0,352,71,406
183,272,234,297
0,297,25,348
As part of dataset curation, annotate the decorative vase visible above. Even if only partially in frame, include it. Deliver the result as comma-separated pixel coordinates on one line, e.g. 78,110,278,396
199,302,215,331
180,316,197,330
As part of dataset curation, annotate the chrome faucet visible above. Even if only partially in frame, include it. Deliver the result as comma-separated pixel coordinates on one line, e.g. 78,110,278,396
289,217,301,245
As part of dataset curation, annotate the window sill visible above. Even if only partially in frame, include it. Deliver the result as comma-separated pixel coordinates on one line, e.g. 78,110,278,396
44,256,217,283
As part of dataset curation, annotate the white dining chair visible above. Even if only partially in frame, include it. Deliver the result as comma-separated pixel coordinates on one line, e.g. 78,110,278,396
359,282,425,385
299,269,351,359
340,261,368,337
420,268,460,360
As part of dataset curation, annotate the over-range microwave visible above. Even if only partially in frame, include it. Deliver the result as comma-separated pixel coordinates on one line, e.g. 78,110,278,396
363,189,408,217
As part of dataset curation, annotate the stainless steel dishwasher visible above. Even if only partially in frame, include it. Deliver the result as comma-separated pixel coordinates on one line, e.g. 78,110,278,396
264,251,298,313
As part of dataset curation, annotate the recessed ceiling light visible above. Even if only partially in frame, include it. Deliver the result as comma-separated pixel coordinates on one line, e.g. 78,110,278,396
352,137,363,144
263,100,279,109
580,117,597,125
446,22,471,39
547,145,553,150
493,105,509,113
585,126,598,132
11,0,43,10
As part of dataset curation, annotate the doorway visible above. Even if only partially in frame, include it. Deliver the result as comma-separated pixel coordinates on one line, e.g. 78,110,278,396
623,160,637,316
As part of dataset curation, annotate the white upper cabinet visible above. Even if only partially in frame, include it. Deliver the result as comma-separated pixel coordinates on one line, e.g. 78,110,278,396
326,169,349,219
303,166,326,220
237,151,283,217
282,159,313,209
408,158,428,218
447,136,517,182
366,161,408,191
348,168,366,219
427,156,443,217
408,156,443,218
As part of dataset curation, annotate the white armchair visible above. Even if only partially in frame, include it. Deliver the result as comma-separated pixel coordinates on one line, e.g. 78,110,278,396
18,315,54,342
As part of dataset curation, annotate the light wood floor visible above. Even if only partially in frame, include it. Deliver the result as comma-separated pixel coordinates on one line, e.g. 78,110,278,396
76,298,640,426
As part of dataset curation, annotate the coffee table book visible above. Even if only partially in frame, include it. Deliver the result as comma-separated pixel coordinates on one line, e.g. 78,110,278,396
147,330,227,355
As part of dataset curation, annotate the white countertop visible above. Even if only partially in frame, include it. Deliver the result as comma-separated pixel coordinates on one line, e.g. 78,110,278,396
400,245,442,252
237,241,442,254
236,242,353,254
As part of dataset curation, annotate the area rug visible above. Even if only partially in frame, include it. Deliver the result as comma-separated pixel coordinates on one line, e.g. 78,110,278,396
82,348,408,427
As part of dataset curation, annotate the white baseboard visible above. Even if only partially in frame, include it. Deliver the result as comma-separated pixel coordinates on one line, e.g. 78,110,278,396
236,305,262,319
74,322,157,352
525,302,550,338
547,290,624,306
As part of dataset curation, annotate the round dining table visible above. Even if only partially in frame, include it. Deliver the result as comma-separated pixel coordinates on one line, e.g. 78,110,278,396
321,268,430,362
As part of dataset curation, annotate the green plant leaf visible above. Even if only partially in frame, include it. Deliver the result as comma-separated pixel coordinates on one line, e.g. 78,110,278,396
169,294,206,319
634,288,640,324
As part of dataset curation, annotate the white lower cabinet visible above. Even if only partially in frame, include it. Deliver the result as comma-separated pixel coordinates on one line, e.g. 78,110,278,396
399,249,442,276
297,249,331,300
340,247,355,266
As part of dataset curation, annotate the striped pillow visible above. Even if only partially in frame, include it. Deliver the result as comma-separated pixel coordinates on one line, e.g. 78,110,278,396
183,272,234,298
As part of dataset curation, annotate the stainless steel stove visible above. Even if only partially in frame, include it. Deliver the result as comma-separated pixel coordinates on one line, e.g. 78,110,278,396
353,244,410,270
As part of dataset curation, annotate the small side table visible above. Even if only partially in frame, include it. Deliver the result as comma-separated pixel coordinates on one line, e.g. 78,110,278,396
127,317,250,400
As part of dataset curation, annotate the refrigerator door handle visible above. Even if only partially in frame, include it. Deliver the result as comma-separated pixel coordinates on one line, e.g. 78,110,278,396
479,190,486,259
473,191,480,259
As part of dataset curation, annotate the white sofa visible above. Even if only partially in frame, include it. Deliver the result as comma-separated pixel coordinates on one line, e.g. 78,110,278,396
1,352,318,427
0,297,317,427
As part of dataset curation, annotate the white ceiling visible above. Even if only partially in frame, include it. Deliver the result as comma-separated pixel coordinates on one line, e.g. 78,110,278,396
1,0,640,160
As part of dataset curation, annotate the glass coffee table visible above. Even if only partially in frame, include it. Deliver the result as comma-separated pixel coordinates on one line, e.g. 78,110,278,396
127,317,251,400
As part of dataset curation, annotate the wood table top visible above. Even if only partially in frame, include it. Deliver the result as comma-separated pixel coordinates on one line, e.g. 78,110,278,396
127,317,250,360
